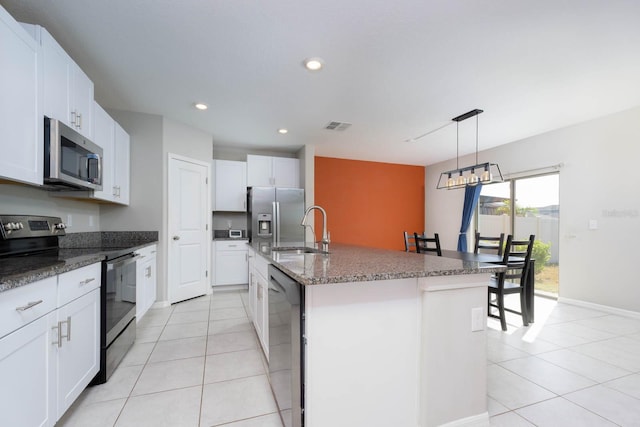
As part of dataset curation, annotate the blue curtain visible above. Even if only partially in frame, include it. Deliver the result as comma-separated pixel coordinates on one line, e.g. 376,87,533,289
457,184,483,252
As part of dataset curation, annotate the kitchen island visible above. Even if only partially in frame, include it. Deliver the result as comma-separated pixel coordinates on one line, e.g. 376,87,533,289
252,243,504,427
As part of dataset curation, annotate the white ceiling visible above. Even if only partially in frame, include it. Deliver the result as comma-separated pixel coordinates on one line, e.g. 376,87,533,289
3,0,640,165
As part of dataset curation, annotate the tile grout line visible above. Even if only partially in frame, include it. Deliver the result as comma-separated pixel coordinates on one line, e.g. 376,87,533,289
197,294,213,427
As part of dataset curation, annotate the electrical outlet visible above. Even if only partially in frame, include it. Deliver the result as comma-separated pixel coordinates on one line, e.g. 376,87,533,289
66,214,73,227
89,215,94,227
471,307,484,332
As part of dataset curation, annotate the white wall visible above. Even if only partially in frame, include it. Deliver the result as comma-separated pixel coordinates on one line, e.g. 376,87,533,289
425,106,640,313
101,110,163,231
299,144,315,242
0,184,100,232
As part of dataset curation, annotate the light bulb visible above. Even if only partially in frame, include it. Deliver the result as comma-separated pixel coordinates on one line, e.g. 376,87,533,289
446,173,455,188
468,169,479,186
456,173,467,186
481,167,492,182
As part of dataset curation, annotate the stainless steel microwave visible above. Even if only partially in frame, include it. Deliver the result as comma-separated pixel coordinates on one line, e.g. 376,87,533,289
43,116,103,191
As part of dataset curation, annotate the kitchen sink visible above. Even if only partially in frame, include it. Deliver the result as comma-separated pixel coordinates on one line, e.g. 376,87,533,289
271,246,329,255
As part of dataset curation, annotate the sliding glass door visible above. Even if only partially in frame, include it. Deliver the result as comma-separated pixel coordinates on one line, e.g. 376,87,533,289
477,174,559,297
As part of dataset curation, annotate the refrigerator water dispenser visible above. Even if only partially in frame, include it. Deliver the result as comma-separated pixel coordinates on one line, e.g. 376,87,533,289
257,213,272,237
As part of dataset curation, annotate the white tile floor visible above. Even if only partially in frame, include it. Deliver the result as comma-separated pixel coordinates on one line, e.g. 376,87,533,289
488,295,640,426
57,290,640,427
58,290,283,427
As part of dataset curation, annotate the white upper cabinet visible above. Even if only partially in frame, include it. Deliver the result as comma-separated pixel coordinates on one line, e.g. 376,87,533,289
38,26,94,139
273,157,300,188
91,102,115,201
90,102,130,205
213,159,247,211
113,122,130,205
247,154,300,188
0,6,43,186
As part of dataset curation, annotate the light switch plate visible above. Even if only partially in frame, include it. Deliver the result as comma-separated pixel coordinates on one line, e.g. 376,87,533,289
589,219,598,230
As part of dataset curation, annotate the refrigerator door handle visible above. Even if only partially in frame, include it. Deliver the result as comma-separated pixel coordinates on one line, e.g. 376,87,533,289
273,201,280,244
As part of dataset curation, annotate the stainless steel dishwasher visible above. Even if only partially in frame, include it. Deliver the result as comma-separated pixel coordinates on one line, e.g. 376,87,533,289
268,265,304,427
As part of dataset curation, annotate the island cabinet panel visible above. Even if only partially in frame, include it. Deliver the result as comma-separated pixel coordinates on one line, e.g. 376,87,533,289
418,274,491,427
303,273,492,427
304,278,421,427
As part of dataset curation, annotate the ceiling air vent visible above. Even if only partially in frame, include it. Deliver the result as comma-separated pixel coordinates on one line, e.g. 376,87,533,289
324,121,352,131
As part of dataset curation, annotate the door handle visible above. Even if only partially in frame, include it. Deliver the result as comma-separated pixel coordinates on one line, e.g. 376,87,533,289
173,236,180,240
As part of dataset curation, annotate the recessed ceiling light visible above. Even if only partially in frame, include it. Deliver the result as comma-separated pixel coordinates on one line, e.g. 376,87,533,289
303,57,324,71
278,128,288,134
194,103,208,110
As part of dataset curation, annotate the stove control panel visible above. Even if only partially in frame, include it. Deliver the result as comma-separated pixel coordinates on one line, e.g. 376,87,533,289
0,215,66,239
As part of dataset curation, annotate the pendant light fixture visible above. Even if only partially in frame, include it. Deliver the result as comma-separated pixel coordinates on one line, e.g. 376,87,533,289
436,109,503,190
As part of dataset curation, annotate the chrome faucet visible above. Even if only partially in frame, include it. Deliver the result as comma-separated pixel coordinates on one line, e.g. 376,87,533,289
301,205,330,252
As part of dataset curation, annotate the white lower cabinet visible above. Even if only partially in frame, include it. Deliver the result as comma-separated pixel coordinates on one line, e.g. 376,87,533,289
251,252,270,358
0,262,101,427
247,247,255,319
54,262,101,420
55,288,100,417
0,310,56,427
136,244,158,322
213,240,248,286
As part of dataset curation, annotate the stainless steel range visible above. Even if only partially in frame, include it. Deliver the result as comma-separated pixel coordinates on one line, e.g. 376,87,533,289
0,214,67,254
94,247,138,384
0,214,138,385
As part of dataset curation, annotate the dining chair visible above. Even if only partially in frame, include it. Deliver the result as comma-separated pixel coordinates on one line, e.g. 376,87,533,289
487,234,535,331
414,233,442,256
474,231,505,256
403,231,416,252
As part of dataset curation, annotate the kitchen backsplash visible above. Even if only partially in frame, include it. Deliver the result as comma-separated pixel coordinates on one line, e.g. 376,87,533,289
60,231,159,248
0,183,100,232
212,211,247,230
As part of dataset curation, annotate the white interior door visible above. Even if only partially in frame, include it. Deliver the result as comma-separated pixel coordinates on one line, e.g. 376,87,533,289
168,154,210,304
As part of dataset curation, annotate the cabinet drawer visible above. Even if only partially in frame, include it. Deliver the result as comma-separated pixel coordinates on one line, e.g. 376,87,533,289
216,240,248,251
0,276,57,339
135,244,157,259
57,263,101,307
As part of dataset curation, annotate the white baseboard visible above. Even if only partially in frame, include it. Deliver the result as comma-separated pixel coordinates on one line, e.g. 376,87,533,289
150,301,171,309
558,297,640,319
212,284,248,292
439,412,490,427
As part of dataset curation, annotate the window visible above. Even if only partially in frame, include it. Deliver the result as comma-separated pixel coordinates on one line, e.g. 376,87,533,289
477,173,559,296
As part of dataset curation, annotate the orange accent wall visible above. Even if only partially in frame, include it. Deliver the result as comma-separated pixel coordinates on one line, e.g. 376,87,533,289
314,157,425,251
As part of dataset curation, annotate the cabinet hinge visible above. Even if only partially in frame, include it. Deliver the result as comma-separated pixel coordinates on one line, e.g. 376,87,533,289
206,224,209,230
206,177,208,184
205,270,208,278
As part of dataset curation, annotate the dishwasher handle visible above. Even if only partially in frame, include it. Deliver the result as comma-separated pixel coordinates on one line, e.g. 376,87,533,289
268,265,301,305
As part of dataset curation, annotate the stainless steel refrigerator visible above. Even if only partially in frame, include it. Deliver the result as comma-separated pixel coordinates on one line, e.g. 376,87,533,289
247,187,305,244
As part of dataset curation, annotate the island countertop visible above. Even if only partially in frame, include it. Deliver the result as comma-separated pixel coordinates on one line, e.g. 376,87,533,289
250,242,505,286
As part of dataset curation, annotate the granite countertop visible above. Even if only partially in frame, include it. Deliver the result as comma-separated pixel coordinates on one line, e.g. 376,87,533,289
250,242,505,286
0,232,158,293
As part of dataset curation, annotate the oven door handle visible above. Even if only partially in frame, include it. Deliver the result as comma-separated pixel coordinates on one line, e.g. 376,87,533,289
106,253,140,268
